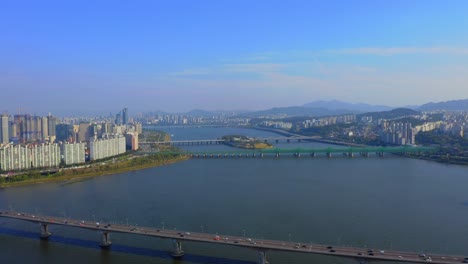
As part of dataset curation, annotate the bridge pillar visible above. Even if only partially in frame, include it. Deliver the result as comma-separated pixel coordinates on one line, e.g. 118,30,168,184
275,153,280,158
171,239,184,258
348,152,354,158
99,231,112,248
40,223,51,239
355,258,368,264
310,152,316,157
257,251,269,264
327,152,332,158
252,153,256,158
260,153,264,158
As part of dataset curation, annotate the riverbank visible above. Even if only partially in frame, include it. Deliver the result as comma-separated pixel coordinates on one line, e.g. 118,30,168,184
0,154,189,188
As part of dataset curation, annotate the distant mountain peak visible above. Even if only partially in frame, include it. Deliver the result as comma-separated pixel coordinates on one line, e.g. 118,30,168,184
418,99,468,111
302,100,392,112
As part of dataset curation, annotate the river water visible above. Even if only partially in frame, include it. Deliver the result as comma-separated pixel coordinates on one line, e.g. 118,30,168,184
1,127,468,264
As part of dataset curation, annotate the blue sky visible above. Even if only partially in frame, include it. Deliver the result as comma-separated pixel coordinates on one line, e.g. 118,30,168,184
1,0,468,114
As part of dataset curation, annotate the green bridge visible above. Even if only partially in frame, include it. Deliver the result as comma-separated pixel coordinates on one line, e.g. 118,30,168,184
152,146,436,157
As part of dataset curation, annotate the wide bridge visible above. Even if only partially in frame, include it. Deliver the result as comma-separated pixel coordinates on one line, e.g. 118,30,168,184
139,136,321,145
1,211,464,264
143,146,435,158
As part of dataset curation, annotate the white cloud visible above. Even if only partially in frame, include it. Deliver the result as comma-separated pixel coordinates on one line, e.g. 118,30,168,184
331,47,468,56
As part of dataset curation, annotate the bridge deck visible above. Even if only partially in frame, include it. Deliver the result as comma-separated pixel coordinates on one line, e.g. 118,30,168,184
0,211,465,263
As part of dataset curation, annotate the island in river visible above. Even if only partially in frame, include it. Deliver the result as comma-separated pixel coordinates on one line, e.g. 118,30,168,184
221,135,273,149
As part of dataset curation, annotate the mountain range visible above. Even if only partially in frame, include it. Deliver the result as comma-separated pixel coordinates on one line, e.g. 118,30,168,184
417,99,468,112
174,99,468,118
234,99,468,118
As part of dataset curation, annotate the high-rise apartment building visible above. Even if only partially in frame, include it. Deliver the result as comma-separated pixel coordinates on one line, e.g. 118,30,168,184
125,132,139,151
47,116,56,137
61,142,85,165
0,144,31,171
31,143,61,168
89,136,126,160
77,123,90,142
0,115,9,144
41,116,49,139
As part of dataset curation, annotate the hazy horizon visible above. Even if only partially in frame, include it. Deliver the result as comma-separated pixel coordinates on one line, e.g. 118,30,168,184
2,1,468,114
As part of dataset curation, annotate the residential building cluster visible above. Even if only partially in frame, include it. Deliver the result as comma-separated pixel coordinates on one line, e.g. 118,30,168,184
0,108,141,172
379,122,415,145
301,114,356,128
0,114,57,145
135,112,250,126
260,121,293,129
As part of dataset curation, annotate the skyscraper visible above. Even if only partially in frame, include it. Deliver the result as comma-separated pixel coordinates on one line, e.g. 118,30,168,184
122,107,128,125
0,115,9,144
47,116,56,137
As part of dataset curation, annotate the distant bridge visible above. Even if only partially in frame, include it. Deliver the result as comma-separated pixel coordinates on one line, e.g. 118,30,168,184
139,136,323,146
1,211,466,264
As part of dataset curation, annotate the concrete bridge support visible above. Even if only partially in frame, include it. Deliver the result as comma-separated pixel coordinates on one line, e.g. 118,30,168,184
40,223,51,240
275,153,280,158
310,152,316,157
99,231,112,248
348,152,354,158
257,251,269,264
326,152,332,158
171,239,184,258
252,153,256,158
260,153,264,158
355,258,368,264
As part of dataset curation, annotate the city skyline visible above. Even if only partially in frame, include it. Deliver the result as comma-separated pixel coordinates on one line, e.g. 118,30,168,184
1,1,468,114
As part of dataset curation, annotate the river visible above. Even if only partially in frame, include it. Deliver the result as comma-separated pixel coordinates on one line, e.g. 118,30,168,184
1,127,468,264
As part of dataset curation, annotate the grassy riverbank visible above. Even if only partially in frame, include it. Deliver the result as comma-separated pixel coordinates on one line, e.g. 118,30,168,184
0,154,189,188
